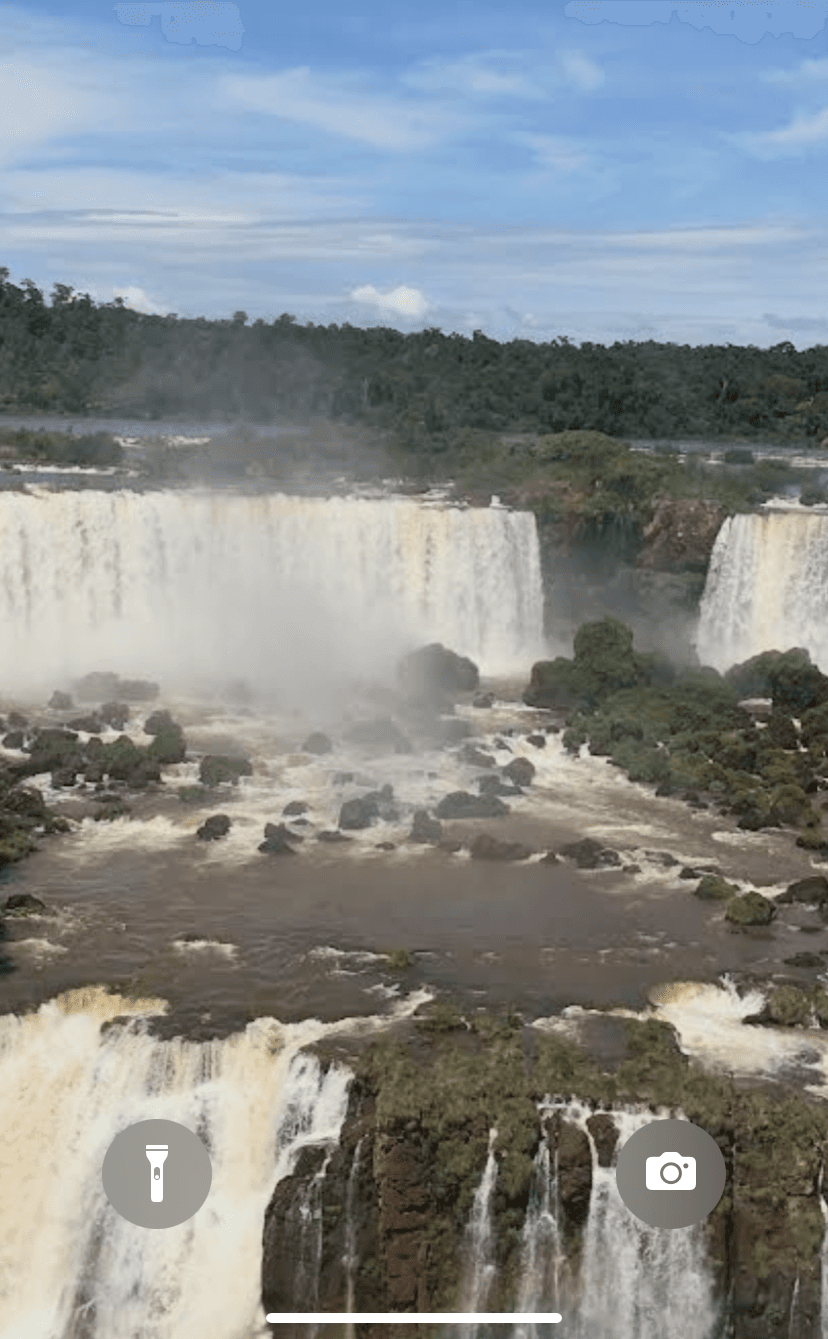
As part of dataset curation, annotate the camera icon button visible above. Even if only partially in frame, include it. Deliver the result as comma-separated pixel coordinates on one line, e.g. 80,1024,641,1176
616,1119,725,1229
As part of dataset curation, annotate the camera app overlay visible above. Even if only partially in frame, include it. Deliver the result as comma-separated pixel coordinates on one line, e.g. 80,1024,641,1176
615,1119,726,1229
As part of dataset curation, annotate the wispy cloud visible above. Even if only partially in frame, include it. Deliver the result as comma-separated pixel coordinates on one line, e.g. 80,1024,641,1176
762,57,828,85
402,54,542,98
0,58,110,166
559,50,604,91
217,67,470,151
350,284,431,318
732,106,828,156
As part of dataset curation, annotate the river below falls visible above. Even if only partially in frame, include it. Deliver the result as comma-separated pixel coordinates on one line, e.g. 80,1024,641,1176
1,683,825,1041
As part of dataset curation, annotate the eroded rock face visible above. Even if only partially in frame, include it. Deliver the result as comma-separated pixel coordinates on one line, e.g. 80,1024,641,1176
637,498,728,573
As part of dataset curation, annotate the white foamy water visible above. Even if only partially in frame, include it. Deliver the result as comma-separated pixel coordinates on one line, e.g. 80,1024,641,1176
0,984,432,1339
0,490,544,700
696,510,828,671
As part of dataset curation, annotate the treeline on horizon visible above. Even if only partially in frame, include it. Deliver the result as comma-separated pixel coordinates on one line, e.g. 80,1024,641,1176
2,265,828,450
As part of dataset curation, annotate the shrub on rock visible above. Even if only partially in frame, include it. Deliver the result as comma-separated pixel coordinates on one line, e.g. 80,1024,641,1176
147,727,187,765
435,791,510,819
725,891,776,926
776,876,828,905
693,875,739,901
199,754,253,786
502,757,535,787
558,837,622,868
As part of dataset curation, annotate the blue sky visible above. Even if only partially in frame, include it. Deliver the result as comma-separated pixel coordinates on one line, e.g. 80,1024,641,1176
1,0,827,347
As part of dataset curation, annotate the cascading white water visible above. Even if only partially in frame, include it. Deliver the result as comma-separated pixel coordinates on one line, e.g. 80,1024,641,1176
561,1104,719,1339
460,1128,500,1336
343,1136,364,1337
696,511,828,673
0,490,545,700
514,1136,565,1337
0,985,370,1339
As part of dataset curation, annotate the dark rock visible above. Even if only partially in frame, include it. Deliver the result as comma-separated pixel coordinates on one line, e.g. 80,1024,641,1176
99,701,130,730
2,731,24,749
458,743,496,769
302,732,332,755
375,841,396,851
332,772,354,785
643,849,680,867
477,775,523,798
317,829,352,843
502,757,536,787
679,865,721,879
526,733,546,748
493,737,512,752
408,810,443,844
783,953,825,969
438,837,463,853
94,801,131,821
693,875,739,901
585,1113,619,1168
264,822,304,844
343,718,412,753
48,691,73,710
75,671,121,702
469,833,534,861
637,498,728,573
472,692,495,709
725,891,776,926
2,786,46,819
199,754,253,786
541,850,560,864
143,709,177,736
558,837,622,869
434,791,510,819
8,711,28,729
51,766,80,788
2,892,48,915
147,727,187,765
66,714,102,733
339,796,380,830
259,823,297,854
83,762,105,783
397,643,480,705
282,800,309,816
196,814,231,841
777,876,828,905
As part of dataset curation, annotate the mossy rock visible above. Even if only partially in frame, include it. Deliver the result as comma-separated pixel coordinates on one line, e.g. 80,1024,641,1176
766,712,799,750
198,754,253,787
523,657,591,710
764,985,814,1027
0,827,38,865
694,875,739,901
726,891,776,926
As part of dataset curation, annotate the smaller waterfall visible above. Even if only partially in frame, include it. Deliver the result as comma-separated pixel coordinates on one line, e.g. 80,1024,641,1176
343,1137,364,1339
461,1128,500,1336
568,1106,719,1339
514,1135,565,1339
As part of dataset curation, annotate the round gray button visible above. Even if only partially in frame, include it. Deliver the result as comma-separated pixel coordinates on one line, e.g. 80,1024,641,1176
102,1119,212,1229
615,1118,726,1228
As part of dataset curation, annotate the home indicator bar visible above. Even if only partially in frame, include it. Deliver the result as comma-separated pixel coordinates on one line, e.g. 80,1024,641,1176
265,1315,563,1324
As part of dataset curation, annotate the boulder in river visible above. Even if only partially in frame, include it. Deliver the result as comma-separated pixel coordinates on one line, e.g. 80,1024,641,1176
259,823,298,854
502,757,535,787
458,743,496,769
435,791,509,819
408,810,443,844
302,732,333,755
693,875,739,901
558,838,622,869
199,754,253,786
2,892,48,915
777,876,828,906
282,800,309,816
470,833,534,861
477,775,522,798
196,814,231,841
397,643,480,706
725,891,776,926
67,714,103,734
472,692,495,709
100,701,130,730
339,796,380,830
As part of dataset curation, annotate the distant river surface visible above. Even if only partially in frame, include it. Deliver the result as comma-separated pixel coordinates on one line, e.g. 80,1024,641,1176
0,413,307,440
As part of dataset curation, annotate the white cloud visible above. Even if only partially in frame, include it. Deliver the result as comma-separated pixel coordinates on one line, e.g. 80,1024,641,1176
111,284,167,314
350,285,431,319
763,57,828,84
559,51,604,92
0,59,108,165
403,55,542,99
732,106,828,156
217,67,469,151
517,134,593,173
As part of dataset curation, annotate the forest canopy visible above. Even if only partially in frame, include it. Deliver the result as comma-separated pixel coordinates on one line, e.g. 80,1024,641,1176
1,266,828,447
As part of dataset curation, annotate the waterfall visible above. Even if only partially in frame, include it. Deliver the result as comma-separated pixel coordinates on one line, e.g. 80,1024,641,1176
513,1135,565,1339
0,985,352,1339
0,490,545,699
460,1128,499,1336
343,1137,364,1338
565,1105,719,1339
696,511,828,673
